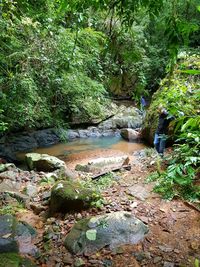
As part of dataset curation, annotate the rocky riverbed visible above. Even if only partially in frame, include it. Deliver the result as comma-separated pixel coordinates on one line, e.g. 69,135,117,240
0,147,200,267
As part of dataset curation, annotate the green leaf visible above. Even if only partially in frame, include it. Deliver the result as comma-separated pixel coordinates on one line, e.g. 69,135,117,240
86,229,97,241
195,258,200,267
173,175,192,186
179,69,200,75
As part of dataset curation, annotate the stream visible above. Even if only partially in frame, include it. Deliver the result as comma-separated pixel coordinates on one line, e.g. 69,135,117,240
29,136,146,166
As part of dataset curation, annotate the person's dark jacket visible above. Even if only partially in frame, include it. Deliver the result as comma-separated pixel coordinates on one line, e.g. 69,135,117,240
156,112,174,134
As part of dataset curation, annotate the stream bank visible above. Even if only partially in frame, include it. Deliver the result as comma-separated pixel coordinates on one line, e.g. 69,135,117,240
0,105,143,163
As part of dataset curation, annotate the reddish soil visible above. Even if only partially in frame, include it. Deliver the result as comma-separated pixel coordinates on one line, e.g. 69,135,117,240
16,148,200,267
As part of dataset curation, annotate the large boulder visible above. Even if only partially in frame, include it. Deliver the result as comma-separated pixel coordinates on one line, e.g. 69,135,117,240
120,128,141,141
25,153,66,172
64,211,148,255
69,102,119,126
50,180,100,214
0,129,60,162
98,106,142,130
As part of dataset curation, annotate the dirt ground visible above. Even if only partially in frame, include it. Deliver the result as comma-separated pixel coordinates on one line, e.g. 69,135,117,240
16,148,200,267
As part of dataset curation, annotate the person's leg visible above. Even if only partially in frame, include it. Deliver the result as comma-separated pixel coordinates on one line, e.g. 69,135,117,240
153,133,160,153
159,134,167,157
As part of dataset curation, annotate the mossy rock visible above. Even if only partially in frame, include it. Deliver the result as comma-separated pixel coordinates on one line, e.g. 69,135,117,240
50,180,101,214
25,153,66,172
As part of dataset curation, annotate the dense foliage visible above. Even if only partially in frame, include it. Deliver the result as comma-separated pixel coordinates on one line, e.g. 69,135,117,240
0,0,199,132
146,54,200,201
0,9,108,131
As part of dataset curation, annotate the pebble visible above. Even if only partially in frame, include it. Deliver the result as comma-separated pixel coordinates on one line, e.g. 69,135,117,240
163,261,175,267
76,213,83,220
63,253,73,264
158,245,173,252
174,249,180,254
47,217,56,224
88,259,103,265
74,258,85,267
130,201,138,208
42,191,51,200
153,256,162,263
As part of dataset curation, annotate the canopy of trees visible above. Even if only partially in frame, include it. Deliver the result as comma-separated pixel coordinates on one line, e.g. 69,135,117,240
0,0,199,133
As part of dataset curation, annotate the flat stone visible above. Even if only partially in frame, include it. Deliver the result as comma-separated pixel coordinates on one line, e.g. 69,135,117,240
26,184,38,197
128,185,149,200
163,262,175,267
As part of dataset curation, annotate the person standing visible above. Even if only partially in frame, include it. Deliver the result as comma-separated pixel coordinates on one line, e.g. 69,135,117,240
154,106,174,157
140,96,147,112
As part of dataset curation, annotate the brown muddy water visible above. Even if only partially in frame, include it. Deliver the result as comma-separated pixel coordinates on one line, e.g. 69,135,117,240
25,136,146,165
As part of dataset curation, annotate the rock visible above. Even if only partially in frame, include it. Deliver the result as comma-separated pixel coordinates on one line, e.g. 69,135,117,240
63,252,73,264
0,215,37,255
120,128,141,141
102,129,118,136
15,221,37,256
69,102,118,126
128,185,149,201
76,156,129,173
30,204,47,215
42,191,51,200
163,262,175,267
87,127,101,138
74,258,85,267
0,163,15,173
25,185,38,197
66,130,80,139
26,153,66,172
133,252,151,262
0,180,19,193
88,156,128,167
154,256,162,264
0,170,19,181
0,191,28,205
50,180,100,214
130,202,138,208
98,106,142,130
64,211,148,255
33,128,60,147
158,245,173,253
78,130,90,138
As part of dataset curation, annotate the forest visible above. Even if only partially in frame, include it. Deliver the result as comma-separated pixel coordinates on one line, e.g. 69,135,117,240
0,0,200,266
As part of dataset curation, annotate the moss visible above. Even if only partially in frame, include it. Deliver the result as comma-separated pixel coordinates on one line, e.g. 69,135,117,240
0,253,36,267
50,180,101,214
53,180,99,201
0,253,21,267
